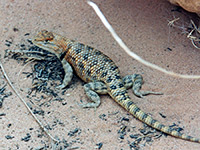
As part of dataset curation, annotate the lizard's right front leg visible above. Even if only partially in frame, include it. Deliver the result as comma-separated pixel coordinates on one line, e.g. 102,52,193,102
56,59,73,89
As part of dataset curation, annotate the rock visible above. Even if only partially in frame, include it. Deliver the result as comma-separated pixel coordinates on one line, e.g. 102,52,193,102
168,0,200,16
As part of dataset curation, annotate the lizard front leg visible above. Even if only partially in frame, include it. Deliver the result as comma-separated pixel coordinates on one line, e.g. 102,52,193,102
79,81,108,108
123,74,163,98
56,59,73,89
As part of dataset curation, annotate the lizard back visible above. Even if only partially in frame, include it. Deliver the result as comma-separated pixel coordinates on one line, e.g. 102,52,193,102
64,42,120,84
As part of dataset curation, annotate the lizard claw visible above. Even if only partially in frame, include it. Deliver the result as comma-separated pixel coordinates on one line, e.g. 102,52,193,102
134,91,163,98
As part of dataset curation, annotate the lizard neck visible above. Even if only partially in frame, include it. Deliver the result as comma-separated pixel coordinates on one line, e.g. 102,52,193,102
57,39,74,60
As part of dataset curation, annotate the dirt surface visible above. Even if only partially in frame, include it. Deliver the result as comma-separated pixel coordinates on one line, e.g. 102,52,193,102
1,0,200,150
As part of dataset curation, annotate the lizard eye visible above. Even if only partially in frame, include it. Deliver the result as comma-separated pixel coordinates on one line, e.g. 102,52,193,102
44,37,53,43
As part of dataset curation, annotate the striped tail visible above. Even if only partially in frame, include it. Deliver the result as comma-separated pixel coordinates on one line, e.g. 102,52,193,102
109,87,200,143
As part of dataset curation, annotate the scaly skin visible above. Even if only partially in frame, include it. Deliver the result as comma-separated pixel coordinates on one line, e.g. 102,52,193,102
23,30,200,143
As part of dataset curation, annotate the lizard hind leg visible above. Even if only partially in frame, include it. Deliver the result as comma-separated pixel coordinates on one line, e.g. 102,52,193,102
123,74,163,98
79,81,108,109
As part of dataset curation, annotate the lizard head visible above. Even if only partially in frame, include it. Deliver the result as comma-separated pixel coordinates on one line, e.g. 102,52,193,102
32,30,68,57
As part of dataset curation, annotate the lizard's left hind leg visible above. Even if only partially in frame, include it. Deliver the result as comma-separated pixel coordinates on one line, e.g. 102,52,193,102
123,74,163,98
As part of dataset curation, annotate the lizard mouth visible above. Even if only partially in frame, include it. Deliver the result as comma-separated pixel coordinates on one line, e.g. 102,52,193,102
32,39,60,54
32,30,62,53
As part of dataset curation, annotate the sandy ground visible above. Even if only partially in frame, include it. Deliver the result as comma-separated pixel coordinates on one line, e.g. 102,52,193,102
1,0,200,150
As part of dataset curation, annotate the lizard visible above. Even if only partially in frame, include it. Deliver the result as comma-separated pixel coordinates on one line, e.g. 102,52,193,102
9,30,200,143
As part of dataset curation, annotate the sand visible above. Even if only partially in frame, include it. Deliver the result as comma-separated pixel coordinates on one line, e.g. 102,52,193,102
0,0,200,149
